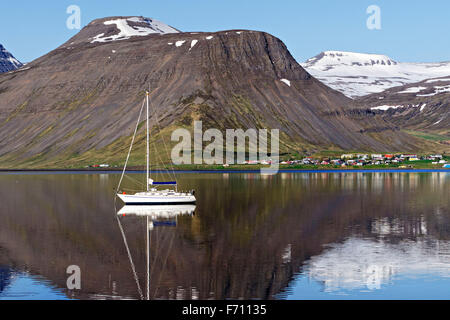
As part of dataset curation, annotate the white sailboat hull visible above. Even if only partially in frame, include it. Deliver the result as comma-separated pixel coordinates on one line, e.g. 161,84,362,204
117,192,196,205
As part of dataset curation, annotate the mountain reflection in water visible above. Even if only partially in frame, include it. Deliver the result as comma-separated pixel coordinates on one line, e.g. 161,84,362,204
0,171,448,299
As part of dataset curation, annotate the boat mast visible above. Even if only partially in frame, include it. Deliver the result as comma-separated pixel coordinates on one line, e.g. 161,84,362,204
146,216,150,300
146,90,150,192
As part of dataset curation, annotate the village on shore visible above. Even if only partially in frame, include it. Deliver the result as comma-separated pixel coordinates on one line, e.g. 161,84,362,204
238,153,450,168
85,153,450,170
280,153,450,168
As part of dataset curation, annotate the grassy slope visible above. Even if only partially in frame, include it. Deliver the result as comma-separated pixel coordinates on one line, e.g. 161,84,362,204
405,129,450,142
1,126,448,169
0,94,448,169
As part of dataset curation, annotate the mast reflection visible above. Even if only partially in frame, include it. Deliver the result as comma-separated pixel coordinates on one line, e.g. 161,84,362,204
116,204,195,300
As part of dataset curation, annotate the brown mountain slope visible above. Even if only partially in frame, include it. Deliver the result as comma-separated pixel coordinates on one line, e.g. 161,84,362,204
356,77,450,151
0,17,425,168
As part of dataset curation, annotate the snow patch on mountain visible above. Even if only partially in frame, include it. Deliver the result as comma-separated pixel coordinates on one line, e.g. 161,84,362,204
416,85,450,97
175,40,186,47
426,77,450,83
434,118,443,125
371,105,404,111
302,51,450,98
280,79,291,86
91,17,178,43
190,40,198,49
398,86,427,94
371,103,427,111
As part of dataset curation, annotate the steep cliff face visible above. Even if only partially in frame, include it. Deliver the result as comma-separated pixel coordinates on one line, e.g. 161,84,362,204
0,17,423,168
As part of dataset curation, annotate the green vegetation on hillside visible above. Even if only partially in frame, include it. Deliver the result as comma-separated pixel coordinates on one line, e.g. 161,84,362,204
405,130,450,142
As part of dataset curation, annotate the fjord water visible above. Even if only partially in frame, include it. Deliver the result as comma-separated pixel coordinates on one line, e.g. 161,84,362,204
0,171,449,300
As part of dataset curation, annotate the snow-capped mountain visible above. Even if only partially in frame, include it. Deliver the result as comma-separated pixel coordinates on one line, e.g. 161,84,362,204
302,51,450,98
63,16,180,47
0,44,23,73
90,16,179,43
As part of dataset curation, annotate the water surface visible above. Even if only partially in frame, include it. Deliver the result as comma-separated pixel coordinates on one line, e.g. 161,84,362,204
0,171,448,299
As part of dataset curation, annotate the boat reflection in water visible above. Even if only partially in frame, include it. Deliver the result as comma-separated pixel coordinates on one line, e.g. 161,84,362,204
116,204,195,300
117,204,196,219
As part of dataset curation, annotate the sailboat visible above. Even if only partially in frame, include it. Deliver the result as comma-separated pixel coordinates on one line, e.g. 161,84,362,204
116,91,196,205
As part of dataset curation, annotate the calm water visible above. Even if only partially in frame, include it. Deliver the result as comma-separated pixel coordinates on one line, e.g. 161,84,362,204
0,171,449,300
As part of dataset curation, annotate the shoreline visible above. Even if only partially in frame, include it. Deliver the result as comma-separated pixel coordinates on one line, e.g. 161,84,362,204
1,168,449,174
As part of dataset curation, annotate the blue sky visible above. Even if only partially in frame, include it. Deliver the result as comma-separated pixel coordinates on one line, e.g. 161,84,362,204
1,0,449,63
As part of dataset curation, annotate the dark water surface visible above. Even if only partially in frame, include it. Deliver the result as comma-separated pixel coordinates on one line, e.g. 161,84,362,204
0,171,449,300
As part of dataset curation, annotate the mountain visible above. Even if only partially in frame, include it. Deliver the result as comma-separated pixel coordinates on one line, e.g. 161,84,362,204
302,51,450,98
0,44,23,73
66,16,179,46
0,17,431,168
356,76,449,146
